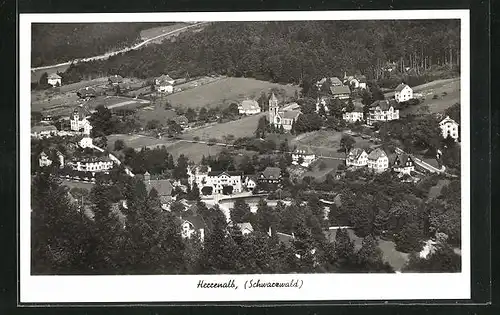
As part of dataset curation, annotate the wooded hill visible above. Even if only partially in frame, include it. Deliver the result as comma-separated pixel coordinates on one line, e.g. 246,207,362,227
31,23,174,67
61,20,460,86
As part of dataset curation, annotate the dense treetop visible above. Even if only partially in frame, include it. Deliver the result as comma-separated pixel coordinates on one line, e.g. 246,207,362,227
31,23,174,67
62,20,460,85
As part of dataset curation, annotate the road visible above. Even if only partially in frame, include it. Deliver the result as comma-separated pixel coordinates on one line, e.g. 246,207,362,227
31,22,209,72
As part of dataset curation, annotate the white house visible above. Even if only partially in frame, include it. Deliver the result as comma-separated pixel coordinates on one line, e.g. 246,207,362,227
237,222,254,235
181,215,206,243
268,93,301,132
439,116,460,141
47,73,62,87
392,153,415,175
67,156,114,172
342,102,364,123
157,83,173,94
155,74,175,86
243,176,257,191
346,148,368,167
292,146,316,167
31,125,58,139
187,165,243,196
78,137,93,149
70,105,93,135
394,83,413,103
238,99,261,115
367,148,389,172
343,73,367,90
367,100,400,125
38,152,53,167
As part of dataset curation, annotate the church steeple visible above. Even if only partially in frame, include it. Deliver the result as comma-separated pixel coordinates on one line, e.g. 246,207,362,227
268,92,279,125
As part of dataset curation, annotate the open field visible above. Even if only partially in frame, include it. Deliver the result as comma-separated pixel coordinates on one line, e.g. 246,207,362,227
185,112,266,140
107,134,171,150
136,106,178,124
164,77,300,109
139,23,189,41
385,77,460,116
292,130,375,158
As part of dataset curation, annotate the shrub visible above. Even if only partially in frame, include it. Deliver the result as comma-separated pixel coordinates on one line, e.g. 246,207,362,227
432,94,439,99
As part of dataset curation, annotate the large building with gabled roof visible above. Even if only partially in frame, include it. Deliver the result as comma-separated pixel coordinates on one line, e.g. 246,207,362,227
268,92,301,132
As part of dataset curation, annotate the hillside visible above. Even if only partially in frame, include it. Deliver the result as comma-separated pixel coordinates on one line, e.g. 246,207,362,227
62,20,460,86
31,22,175,67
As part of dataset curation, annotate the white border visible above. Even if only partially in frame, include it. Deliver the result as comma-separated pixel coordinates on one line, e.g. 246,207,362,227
20,10,470,303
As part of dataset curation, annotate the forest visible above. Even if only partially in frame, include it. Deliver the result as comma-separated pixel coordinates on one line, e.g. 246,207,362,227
31,22,174,67
59,20,460,87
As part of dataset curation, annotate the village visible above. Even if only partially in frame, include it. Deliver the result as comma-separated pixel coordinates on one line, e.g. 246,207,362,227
31,20,462,275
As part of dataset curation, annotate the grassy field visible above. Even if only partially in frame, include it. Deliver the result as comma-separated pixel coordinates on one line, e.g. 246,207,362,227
136,106,178,124
292,130,374,158
185,112,266,140
301,158,343,181
107,134,171,150
386,78,460,116
428,179,451,199
164,77,300,109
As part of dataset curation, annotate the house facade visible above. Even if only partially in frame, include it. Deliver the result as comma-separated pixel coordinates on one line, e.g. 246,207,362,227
31,125,58,138
258,167,281,184
47,73,62,87
292,146,316,167
367,100,399,125
268,93,301,132
392,153,415,174
243,176,257,190
330,85,351,100
342,102,364,123
38,152,53,167
187,165,243,196
181,215,206,243
343,74,367,90
143,171,173,209
346,148,368,167
157,83,173,94
67,157,114,172
439,116,460,141
238,99,261,115
367,148,389,172
70,105,93,135
394,84,413,103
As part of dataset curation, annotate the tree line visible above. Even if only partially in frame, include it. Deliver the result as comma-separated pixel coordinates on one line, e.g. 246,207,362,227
59,20,460,87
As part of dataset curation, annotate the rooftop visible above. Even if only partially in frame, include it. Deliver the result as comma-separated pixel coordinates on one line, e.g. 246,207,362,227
330,85,351,95
239,99,260,111
261,167,281,179
395,83,410,92
367,148,387,160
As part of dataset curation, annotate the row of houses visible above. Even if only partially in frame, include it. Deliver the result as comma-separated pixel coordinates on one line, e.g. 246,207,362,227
346,147,416,174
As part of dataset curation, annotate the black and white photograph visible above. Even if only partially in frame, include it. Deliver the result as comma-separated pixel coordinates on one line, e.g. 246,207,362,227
20,10,470,303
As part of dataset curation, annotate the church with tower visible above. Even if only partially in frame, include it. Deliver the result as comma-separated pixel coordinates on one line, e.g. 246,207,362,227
268,93,302,132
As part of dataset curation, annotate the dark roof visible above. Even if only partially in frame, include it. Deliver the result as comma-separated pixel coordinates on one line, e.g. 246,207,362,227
261,167,281,180
395,83,410,92
393,153,413,167
108,75,123,83
347,148,366,159
207,170,243,177
72,105,92,119
183,214,206,230
370,99,398,111
367,148,387,160
77,87,96,98
48,73,61,79
145,179,173,197
276,232,294,247
330,85,351,95
280,110,301,120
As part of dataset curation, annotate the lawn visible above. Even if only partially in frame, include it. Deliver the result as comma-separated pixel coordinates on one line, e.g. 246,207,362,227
60,179,95,190
428,179,451,199
136,106,178,125
107,134,172,150
378,238,410,271
388,78,460,116
292,130,374,158
185,112,266,141
164,77,300,109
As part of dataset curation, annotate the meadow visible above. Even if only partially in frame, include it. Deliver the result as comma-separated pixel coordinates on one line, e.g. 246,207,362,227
164,77,300,109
